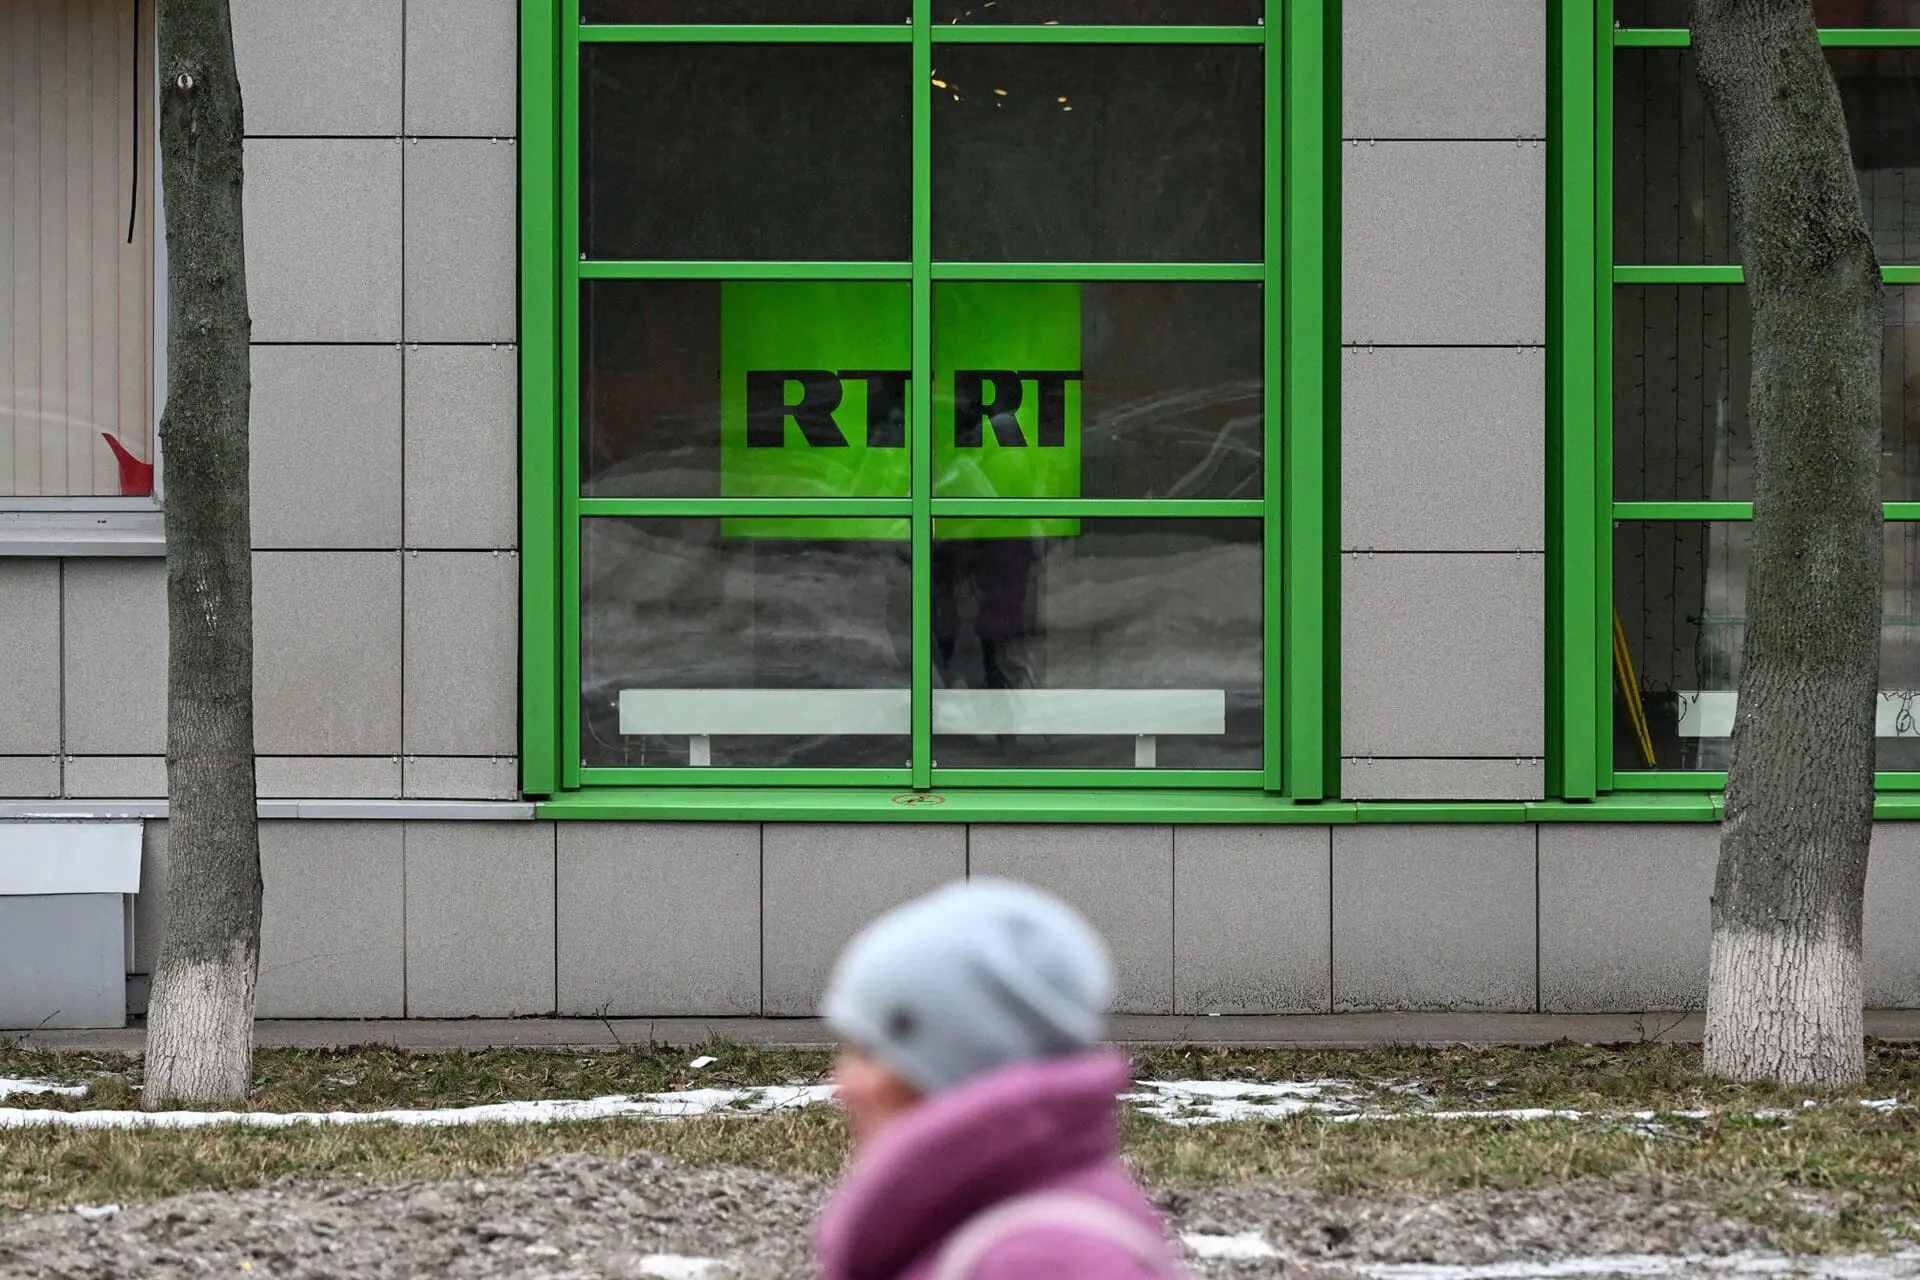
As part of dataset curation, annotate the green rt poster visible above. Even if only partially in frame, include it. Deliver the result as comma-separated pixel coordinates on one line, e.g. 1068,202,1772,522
719,281,1080,539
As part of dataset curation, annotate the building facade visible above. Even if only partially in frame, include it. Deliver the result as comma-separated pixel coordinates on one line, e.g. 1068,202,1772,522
3,0,1919,1027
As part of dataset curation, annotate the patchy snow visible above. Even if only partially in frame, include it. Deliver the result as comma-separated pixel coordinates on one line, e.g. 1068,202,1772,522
1358,1250,1920,1279
0,1076,1904,1133
0,1086,838,1131
634,1256,726,1279
71,1204,122,1221
1181,1231,1282,1260
1127,1079,1376,1124
0,1078,89,1102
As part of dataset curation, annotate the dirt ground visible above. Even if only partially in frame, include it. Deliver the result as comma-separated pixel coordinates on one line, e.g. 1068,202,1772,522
3,1149,1888,1280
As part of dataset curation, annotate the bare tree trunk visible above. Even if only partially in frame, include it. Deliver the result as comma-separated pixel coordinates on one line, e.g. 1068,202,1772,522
143,0,260,1108
1694,0,1883,1085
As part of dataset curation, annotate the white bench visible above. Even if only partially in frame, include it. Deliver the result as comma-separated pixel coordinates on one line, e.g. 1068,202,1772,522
618,688,1228,768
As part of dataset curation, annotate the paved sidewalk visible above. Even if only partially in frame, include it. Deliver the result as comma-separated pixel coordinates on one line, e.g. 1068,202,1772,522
17,1010,1920,1053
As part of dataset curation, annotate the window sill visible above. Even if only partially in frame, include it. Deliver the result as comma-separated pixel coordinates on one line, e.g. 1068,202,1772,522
0,511,165,557
533,790,1737,824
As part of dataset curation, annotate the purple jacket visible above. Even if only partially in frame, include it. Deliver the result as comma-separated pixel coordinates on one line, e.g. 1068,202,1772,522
815,1052,1177,1280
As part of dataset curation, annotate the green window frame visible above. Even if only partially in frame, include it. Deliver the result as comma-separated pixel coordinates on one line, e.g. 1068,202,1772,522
1554,1,1920,803
518,0,1339,811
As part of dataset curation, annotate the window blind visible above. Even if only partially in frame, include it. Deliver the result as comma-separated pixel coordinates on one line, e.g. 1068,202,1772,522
1,0,155,499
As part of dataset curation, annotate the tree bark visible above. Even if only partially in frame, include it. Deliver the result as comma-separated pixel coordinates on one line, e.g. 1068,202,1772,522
142,0,260,1108
1693,0,1884,1085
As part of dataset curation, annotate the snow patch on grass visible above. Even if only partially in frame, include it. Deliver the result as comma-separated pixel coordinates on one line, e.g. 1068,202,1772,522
0,1086,837,1130
0,1078,88,1102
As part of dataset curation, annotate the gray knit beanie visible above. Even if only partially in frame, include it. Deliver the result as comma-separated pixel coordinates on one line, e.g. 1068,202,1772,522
820,878,1115,1096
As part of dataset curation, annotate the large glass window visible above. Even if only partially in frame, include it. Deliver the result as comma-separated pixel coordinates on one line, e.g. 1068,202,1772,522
1596,8,1920,789
539,2,1287,791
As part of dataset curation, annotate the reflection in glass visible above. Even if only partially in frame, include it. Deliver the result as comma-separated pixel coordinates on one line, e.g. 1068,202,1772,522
581,44,910,261
581,519,910,768
929,283,1262,502
933,0,1261,22
1616,0,1920,23
1614,286,1920,500
932,44,1263,262
582,280,913,499
1613,522,1920,772
921,518,1262,769
584,0,905,18
1615,49,1920,264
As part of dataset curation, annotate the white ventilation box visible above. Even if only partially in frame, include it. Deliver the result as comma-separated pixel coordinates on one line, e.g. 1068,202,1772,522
0,821,143,1029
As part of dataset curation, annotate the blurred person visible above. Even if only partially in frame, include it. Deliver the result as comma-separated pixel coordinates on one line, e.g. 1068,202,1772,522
814,879,1186,1280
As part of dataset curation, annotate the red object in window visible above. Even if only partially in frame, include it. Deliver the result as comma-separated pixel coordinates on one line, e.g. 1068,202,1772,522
102,432,154,496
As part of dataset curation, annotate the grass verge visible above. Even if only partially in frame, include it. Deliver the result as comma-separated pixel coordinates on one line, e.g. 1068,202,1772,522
4,1040,1917,1253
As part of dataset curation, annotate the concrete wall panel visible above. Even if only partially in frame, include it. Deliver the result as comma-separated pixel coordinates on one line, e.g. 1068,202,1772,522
255,757,404,799
1868,824,1920,1008
254,552,403,755
405,0,519,137
133,820,169,974
404,139,518,343
245,139,403,344
1343,346,1546,553
64,757,166,799
403,756,522,800
404,345,520,550
761,823,966,1017
967,825,1174,1014
1333,825,1536,1011
257,821,405,1018
0,562,61,754
1342,758,1546,802
1175,826,1331,1015
61,559,167,756
1539,824,1715,1012
232,0,402,136
403,552,519,757
1344,0,1546,140
250,346,403,550
1343,552,1545,760
557,823,760,1016
1344,141,1545,346
0,757,60,798
406,822,556,1017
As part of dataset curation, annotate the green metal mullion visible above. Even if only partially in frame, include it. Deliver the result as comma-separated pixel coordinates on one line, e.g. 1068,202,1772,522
520,0,562,797
1612,501,1754,521
1280,0,1330,798
929,770,1264,789
1592,0,1615,795
579,498,914,519
930,262,1263,282
1615,770,1727,791
1612,28,1689,46
560,4,584,792
1612,264,1744,284
579,261,913,280
932,499,1264,519
931,25,1263,43
1614,265,1920,282
580,768,916,787
1887,503,1920,521
1551,0,1601,800
911,0,934,790
1262,0,1284,793
1820,29,1920,46
579,24,912,42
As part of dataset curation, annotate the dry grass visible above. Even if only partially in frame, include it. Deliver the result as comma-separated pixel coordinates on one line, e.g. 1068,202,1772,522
4,1039,1917,1253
